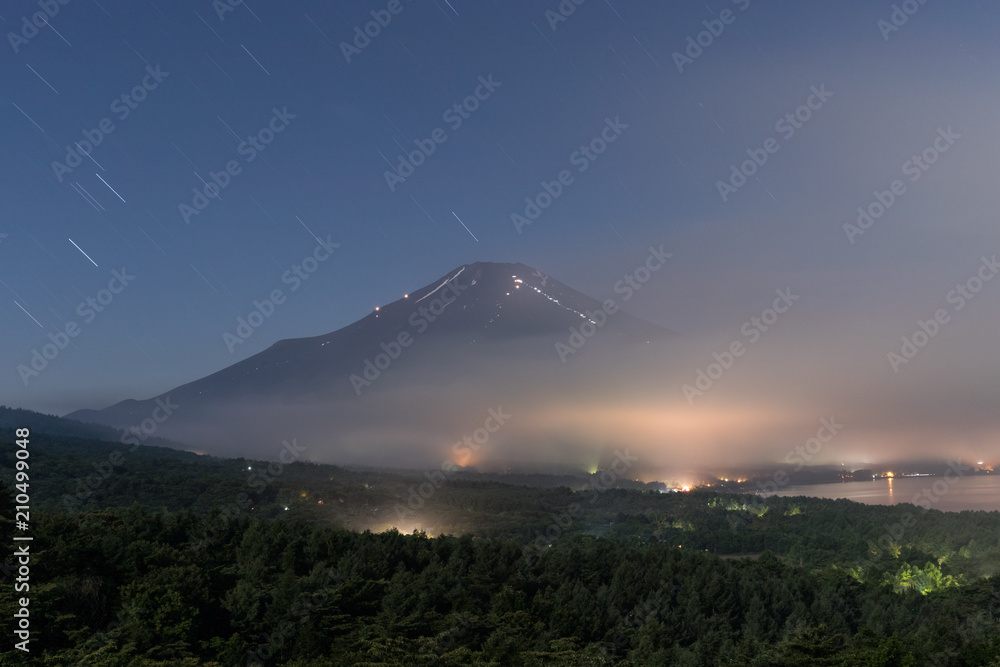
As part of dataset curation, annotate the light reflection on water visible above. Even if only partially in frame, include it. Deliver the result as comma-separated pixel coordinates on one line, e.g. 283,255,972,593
767,474,1000,512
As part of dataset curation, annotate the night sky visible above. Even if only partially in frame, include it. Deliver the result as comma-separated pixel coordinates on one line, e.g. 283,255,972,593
3,0,999,467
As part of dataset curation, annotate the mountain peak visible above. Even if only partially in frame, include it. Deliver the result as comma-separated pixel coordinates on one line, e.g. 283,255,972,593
66,261,672,464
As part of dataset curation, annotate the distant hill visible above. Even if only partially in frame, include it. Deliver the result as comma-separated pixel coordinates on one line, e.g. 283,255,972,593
0,405,190,452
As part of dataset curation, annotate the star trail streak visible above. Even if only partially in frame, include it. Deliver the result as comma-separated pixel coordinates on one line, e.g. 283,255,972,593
0,0,996,473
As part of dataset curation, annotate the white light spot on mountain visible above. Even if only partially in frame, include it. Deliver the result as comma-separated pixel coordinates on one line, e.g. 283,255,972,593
526,284,597,324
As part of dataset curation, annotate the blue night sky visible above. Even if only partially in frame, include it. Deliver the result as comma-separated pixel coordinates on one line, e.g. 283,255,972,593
2,0,999,465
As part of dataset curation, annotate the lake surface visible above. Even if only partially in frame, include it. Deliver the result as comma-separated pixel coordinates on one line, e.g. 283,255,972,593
766,474,1000,512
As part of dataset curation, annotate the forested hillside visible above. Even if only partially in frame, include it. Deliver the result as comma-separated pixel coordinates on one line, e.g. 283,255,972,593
1,508,998,665
0,422,998,664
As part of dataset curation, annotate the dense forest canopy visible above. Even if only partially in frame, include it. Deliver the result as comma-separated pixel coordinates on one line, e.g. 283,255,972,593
0,418,998,665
